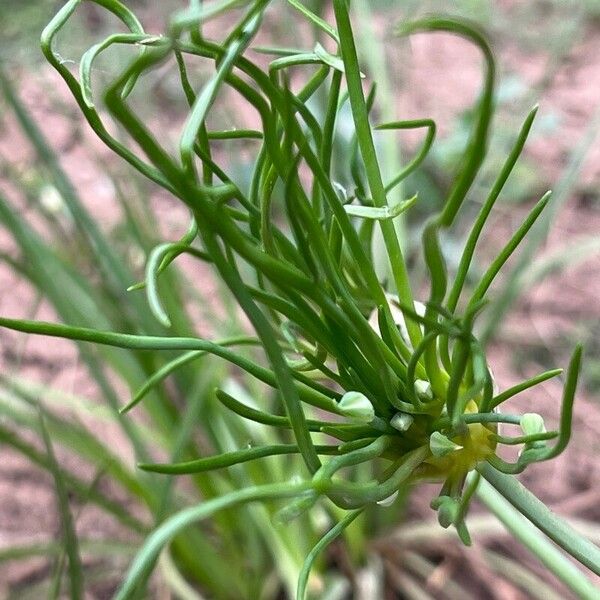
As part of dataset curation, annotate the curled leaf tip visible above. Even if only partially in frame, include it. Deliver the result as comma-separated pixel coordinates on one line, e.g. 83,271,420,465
377,490,399,507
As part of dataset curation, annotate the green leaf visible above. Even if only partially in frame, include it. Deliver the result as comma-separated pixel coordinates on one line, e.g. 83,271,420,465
429,432,462,457
38,409,84,600
478,466,600,598
139,444,340,475
114,482,314,600
286,0,339,43
343,194,417,220
297,510,363,600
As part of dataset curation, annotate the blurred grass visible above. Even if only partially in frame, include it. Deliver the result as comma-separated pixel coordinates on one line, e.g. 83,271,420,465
0,59,330,598
0,0,599,597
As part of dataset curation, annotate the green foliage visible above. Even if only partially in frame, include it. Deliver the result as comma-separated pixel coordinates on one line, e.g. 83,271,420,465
0,0,598,598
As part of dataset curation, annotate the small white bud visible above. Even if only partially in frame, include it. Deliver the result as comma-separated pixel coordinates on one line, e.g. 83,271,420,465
414,379,433,401
430,431,463,457
520,413,546,436
390,412,414,432
39,185,64,213
338,391,375,423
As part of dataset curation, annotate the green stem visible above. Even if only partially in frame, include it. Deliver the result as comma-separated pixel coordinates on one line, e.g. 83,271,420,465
115,482,314,600
297,509,363,600
0,317,338,415
333,0,420,348
478,463,600,582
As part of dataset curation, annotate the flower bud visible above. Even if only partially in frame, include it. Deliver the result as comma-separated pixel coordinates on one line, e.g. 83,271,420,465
339,391,375,423
390,412,414,432
430,431,463,457
520,413,546,436
414,379,434,401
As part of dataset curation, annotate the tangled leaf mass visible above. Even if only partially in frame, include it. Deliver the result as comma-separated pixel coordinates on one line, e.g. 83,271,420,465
0,0,592,598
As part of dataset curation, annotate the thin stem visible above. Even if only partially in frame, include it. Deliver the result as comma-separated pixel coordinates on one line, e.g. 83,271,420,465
477,467,600,598
115,481,314,600
333,0,421,348
478,463,600,580
297,509,363,600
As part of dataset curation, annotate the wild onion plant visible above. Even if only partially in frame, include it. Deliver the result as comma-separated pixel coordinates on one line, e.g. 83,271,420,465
1,0,599,597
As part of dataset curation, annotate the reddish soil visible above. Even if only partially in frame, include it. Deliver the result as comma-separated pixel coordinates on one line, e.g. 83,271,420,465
1,3,599,599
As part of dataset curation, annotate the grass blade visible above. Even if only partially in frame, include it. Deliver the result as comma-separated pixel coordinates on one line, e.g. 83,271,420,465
37,408,84,600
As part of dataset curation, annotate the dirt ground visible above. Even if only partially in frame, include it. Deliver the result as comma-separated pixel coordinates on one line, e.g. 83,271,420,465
1,3,600,599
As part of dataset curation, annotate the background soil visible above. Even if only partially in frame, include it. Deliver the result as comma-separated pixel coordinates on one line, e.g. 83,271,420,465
0,1,599,598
